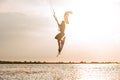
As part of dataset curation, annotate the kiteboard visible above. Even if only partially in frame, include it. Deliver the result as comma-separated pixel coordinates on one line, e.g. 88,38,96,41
56,37,66,57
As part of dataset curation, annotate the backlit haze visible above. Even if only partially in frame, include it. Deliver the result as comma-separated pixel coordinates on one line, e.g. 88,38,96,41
0,0,120,62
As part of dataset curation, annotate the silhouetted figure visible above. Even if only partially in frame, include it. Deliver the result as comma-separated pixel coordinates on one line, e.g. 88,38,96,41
53,10,72,56
55,21,66,56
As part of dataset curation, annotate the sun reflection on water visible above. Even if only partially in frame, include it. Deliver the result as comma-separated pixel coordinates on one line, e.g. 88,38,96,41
0,64,120,80
74,64,119,80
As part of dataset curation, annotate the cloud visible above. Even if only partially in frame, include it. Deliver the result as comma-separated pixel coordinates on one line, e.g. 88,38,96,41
0,0,66,14
0,0,4,3
0,0,60,52
0,0,78,61
0,12,49,31
0,12,53,44
0,11,55,58
0,0,74,17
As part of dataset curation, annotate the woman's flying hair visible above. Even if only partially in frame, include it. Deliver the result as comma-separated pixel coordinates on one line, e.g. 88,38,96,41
64,11,72,24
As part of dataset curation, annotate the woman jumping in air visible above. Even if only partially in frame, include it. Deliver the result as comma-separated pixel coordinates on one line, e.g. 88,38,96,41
53,10,72,57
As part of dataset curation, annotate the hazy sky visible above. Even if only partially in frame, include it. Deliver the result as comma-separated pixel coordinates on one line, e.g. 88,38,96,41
0,0,120,62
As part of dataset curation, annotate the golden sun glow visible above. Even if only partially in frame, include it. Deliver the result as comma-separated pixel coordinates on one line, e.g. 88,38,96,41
63,0,119,54
47,0,120,61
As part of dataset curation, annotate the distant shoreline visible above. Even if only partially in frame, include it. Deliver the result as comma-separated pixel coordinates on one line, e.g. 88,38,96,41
0,61,120,64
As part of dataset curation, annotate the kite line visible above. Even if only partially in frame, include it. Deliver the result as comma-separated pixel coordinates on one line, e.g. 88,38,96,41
48,0,72,57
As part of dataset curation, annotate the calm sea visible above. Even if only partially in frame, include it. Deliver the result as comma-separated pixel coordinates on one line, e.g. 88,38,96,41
0,64,120,80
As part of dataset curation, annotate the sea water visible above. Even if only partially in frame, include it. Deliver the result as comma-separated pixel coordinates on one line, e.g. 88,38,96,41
0,64,120,80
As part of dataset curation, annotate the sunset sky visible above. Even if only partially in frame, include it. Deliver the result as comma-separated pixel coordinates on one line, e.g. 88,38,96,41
0,0,120,62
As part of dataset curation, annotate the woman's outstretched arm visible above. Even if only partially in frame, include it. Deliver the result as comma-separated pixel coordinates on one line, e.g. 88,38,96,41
53,10,60,30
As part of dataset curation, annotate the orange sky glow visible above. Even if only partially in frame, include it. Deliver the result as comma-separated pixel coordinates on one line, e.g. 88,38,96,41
0,0,120,62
